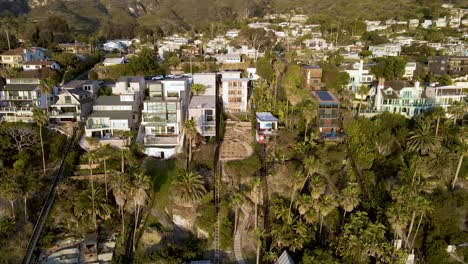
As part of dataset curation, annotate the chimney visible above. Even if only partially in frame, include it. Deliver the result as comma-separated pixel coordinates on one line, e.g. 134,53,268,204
414,81,420,89
378,78,385,89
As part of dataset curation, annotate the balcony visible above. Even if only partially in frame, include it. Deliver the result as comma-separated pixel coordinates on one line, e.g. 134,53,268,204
144,135,179,146
50,110,80,119
86,123,111,129
3,96,37,100
0,107,34,113
2,116,34,122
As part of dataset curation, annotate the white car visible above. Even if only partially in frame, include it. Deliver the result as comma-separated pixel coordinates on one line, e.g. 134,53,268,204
152,75,164,80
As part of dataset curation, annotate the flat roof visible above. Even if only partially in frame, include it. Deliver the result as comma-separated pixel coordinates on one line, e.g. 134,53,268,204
88,110,133,120
95,96,133,106
256,112,279,122
312,90,340,105
189,95,216,109
2,84,37,91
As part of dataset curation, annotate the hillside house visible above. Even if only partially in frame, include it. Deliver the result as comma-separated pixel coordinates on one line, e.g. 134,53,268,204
0,78,52,122
188,95,216,137
0,47,46,68
373,79,433,118
220,71,250,112
301,65,322,90
140,78,190,158
312,90,341,136
22,61,60,71
50,88,93,123
193,73,217,96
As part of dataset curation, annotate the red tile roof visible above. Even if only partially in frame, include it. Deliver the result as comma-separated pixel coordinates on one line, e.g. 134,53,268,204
1,48,25,56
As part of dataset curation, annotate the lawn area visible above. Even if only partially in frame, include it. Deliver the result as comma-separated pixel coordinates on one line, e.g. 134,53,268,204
143,158,179,210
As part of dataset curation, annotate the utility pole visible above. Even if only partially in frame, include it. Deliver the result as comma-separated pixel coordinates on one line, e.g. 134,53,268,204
6,29,10,50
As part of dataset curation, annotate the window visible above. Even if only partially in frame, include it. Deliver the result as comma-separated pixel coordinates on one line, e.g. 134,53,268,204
229,97,242,103
167,126,175,134
205,109,214,121
149,83,162,97
65,96,72,104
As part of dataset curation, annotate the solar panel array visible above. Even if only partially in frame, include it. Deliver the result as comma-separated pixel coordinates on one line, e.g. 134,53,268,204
315,91,333,101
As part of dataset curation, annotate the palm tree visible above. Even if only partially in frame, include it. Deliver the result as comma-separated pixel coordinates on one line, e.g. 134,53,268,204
17,175,35,220
32,108,48,175
302,100,317,138
98,145,113,200
409,198,432,250
288,171,305,219
131,172,151,251
86,151,97,229
251,177,262,229
452,143,467,190
231,192,244,234
358,85,369,113
448,101,465,125
110,171,130,235
39,77,54,114
254,228,265,264
184,119,198,168
314,194,337,237
0,177,19,219
74,186,112,228
341,185,360,219
406,122,441,155
171,171,206,204
191,84,206,96
309,175,326,200
431,106,445,137
295,194,319,224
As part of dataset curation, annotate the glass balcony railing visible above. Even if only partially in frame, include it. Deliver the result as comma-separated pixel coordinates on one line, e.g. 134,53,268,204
144,135,179,146
86,123,110,129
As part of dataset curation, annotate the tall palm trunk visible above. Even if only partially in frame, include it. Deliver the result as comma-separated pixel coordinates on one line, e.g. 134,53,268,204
188,138,192,169
254,200,258,229
256,238,261,264
358,96,362,113
89,159,97,229
410,213,424,249
234,207,239,234
319,214,324,237
288,188,296,221
435,117,440,136
121,149,124,173
452,155,464,190
121,206,125,235
23,196,27,220
304,121,309,139
10,200,15,219
40,126,46,175
133,203,140,252
104,158,108,200
406,211,416,249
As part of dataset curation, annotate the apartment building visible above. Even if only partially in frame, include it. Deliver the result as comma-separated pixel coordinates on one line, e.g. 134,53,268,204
188,96,216,137
0,47,46,68
373,79,433,118
220,71,250,112
428,56,468,76
0,78,52,122
141,78,190,158
426,83,466,110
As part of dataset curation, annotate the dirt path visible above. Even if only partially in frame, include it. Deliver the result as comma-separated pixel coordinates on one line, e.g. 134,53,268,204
234,206,249,264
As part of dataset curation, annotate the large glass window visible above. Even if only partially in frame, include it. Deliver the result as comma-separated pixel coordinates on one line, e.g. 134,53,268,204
205,109,214,121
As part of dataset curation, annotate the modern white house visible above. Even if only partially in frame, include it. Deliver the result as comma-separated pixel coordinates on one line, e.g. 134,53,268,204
409,19,420,28
255,112,278,143
103,57,125,66
220,71,250,112
140,78,190,158
303,38,330,51
22,61,60,71
113,76,146,106
193,73,217,96
404,62,417,79
425,82,467,110
373,79,433,118
214,53,242,64
369,44,402,57
188,95,216,137
63,80,100,96
0,78,52,122
85,95,138,138
50,88,93,123
342,60,375,96
0,47,47,68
